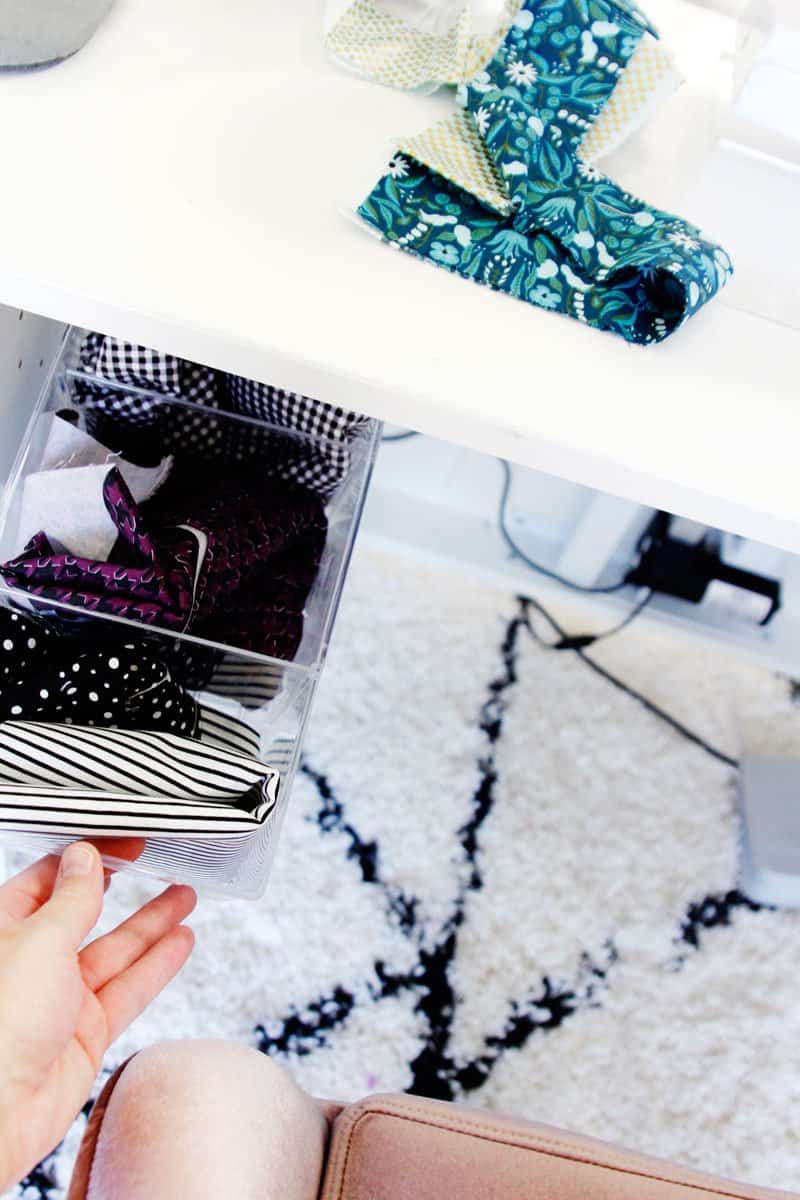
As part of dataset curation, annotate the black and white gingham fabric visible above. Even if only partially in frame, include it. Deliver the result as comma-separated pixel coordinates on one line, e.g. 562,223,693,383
97,338,181,394
88,334,219,407
73,334,224,465
75,332,160,434
223,373,367,496
70,333,369,499
225,375,365,442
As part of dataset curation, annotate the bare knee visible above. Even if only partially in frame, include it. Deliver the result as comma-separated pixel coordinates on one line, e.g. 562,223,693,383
115,1038,309,1118
87,1040,327,1200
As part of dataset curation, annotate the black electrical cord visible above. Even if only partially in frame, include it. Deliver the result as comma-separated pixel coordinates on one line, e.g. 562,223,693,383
382,440,648,642
549,588,654,651
519,591,739,770
498,459,632,595
377,434,738,768
499,458,660,649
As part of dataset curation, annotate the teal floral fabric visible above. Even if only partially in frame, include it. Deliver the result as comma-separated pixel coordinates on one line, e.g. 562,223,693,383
358,0,733,344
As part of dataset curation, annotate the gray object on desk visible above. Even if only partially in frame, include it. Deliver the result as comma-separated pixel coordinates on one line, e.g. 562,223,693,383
0,0,114,68
738,755,800,907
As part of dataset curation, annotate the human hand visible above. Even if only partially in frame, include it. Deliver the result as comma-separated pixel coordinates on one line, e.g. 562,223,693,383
0,840,196,1190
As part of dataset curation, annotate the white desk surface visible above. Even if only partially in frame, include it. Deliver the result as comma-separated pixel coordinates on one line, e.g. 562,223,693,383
0,0,798,551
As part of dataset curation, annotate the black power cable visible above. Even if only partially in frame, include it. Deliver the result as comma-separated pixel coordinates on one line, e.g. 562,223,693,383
499,457,657,647
498,459,633,595
549,588,654,651
380,435,739,768
382,442,650,644
519,591,739,770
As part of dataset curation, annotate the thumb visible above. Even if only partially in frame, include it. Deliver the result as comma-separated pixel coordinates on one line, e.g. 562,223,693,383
32,842,104,950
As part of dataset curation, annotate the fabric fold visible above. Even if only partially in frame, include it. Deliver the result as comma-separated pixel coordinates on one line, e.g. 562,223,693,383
3,468,198,630
72,334,369,500
577,33,680,163
2,465,327,660
0,607,260,754
196,705,261,758
326,0,520,90
17,414,172,562
0,721,279,838
356,0,732,342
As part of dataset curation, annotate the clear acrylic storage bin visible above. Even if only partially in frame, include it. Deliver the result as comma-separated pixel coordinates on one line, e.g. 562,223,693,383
0,328,381,898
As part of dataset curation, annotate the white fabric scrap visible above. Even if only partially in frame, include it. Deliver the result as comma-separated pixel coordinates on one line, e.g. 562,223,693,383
16,414,172,561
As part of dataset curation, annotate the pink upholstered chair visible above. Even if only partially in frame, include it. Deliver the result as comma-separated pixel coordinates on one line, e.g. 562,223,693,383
67,1047,793,1200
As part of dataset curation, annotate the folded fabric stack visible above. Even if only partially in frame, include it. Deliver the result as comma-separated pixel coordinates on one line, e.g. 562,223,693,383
0,723,278,838
0,608,276,838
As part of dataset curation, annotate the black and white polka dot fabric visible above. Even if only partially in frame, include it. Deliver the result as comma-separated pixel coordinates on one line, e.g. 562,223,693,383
0,608,258,757
0,609,197,734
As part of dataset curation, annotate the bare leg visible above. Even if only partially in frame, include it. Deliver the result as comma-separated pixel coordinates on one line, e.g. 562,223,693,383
86,1040,329,1200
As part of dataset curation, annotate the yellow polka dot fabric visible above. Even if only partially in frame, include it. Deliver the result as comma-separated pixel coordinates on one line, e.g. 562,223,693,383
326,0,519,90
578,34,681,163
397,110,511,213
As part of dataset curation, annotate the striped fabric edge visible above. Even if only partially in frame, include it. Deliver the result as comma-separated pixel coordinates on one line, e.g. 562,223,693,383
0,827,261,860
208,657,285,708
132,831,264,863
260,735,296,776
0,786,277,837
197,705,260,757
0,722,268,799
0,721,280,838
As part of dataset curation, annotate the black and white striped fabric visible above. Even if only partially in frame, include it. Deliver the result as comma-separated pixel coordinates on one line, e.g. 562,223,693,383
196,706,260,757
208,654,285,708
259,734,295,777
0,721,279,838
70,332,369,499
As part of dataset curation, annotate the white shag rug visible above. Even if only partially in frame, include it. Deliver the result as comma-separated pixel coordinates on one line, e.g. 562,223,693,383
8,542,800,1198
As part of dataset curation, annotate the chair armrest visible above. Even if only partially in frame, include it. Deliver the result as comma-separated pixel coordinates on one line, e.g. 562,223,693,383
321,1093,795,1200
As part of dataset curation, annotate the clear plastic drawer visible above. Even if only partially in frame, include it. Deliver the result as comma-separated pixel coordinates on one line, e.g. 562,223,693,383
0,328,380,898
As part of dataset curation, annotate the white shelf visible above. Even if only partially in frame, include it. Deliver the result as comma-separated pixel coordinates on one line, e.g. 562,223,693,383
0,0,798,552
